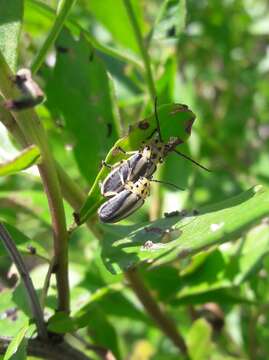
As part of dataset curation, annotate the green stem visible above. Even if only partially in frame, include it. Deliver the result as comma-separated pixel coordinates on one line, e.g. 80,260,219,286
31,0,77,74
0,52,70,313
123,0,156,102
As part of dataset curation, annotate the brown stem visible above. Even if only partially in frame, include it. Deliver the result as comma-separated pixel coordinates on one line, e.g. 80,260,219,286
0,337,92,360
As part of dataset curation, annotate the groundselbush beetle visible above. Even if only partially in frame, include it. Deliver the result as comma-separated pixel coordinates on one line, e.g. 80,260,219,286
100,98,207,199
98,177,150,223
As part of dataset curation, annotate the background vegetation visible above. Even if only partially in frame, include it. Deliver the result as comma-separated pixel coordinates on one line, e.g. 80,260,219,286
0,0,269,359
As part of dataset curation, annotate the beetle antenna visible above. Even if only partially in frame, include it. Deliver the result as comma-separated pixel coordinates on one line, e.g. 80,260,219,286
173,149,211,172
154,96,163,142
150,178,184,191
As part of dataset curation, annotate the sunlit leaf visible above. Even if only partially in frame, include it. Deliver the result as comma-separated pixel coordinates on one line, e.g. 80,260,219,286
0,145,41,177
99,185,269,274
186,319,213,360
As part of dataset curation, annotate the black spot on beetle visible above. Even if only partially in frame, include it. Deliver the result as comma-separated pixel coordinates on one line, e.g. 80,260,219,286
138,120,150,130
106,123,113,137
56,46,69,53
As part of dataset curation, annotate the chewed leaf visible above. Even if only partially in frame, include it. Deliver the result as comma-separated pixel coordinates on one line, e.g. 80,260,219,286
99,185,269,274
78,102,195,224
0,145,41,177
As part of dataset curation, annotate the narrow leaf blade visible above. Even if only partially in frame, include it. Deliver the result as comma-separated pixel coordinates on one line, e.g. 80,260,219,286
0,145,41,177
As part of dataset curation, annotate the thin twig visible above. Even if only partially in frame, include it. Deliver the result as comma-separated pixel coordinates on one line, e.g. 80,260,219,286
123,0,156,102
40,256,56,311
0,223,47,340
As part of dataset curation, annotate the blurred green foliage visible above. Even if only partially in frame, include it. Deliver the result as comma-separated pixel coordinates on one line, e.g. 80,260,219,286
0,0,269,359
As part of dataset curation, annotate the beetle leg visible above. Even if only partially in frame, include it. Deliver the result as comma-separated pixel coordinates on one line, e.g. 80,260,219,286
119,168,126,185
114,146,136,156
101,160,112,169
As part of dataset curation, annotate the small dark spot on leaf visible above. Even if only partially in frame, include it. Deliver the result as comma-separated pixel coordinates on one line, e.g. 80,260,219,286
27,245,36,255
6,308,18,321
144,226,163,234
167,25,176,37
73,212,80,225
193,209,199,215
178,248,191,258
138,120,150,130
106,123,113,137
89,51,95,62
185,117,195,134
56,46,69,53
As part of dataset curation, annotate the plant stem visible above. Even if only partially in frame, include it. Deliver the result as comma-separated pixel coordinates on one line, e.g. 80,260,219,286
0,223,47,340
0,52,70,313
123,0,156,102
125,268,188,356
0,337,92,360
31,0,77,74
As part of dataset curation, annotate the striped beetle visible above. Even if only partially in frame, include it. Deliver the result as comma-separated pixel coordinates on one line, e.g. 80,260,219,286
100,98,208,198
98,175,183,223
98,177,150,223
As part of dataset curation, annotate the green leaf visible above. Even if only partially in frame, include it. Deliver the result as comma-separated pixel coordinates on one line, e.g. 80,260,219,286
0,145,41,177
0,0,23,71
99,185,269,274
45,29,119,183
84,304,121,360
169,223,269,304
186,319,213,360
47,312,76,333
78,102,195,223
152,0,186,42
87,0,145,54
3,322,34,360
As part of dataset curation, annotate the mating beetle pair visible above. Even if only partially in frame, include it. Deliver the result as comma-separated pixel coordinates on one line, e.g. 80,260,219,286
97,98,207,223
